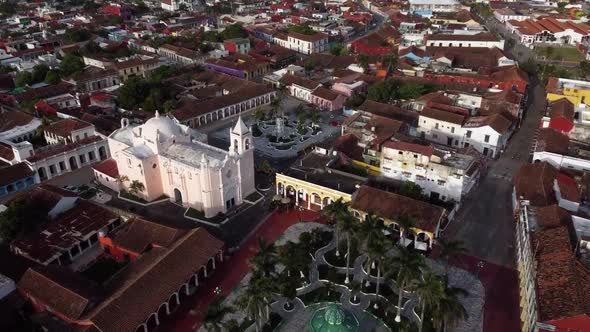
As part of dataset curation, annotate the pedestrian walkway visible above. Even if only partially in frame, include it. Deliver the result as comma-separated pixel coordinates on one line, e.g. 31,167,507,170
159,209,322,332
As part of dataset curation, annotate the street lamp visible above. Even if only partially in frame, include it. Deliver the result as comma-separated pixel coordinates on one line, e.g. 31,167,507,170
476,260,485,279
214,286,222,296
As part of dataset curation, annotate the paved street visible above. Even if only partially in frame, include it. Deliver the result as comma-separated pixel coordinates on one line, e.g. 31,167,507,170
442,75,546,268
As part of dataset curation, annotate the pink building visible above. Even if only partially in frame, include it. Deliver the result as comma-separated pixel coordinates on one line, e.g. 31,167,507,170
311,87,347,112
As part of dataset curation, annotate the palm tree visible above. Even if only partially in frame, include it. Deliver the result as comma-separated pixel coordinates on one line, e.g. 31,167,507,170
128,180,145,196
432,276,469,331
366,233,390,308
203,296,235,332
340,214,358,284
357,214,385,254
115,175,129,189
391,246,425,323
397,214,415,244
250,238,277,277
309,108,320,127
415,272,444,332
438,238,468,273
323,198,349,257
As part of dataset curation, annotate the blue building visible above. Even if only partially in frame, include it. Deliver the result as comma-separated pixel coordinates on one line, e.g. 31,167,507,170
0,163,36,197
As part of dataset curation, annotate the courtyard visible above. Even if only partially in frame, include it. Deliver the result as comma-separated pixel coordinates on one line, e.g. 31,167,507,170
210,216,484,332
209,106,344,159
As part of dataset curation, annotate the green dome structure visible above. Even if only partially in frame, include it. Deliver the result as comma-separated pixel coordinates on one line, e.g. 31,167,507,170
309,304,359,332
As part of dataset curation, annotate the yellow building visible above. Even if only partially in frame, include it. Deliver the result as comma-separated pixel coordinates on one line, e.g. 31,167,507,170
546,77,590,105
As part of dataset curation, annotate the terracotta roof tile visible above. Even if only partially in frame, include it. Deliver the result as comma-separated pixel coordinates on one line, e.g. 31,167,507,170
535,128,570,155
350,185,446,233
420,108,465,125
92,158,119,178
514,162,557,206
383,141,434,157
86,228,224,332
0,111,35,132
109,218,186,254
45,118,93,138
0,162,34,187
27,135,104,162
18,266,102,320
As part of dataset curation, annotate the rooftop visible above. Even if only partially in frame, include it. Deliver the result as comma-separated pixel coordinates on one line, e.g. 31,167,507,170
350,185,446,233
12,200,118,265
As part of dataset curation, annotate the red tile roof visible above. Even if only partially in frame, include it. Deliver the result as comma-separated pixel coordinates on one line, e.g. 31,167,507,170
109,218,186,254
85,228,224,332
350,185,446,233
383,141,434,157
556,173,581,203
0,162,34,187
45,118,93,138
0,111,35,132
0,141,15,161
514,162,557,206
18,266,101,320
532,226,590,322
12,200,118,264
92,158,118,178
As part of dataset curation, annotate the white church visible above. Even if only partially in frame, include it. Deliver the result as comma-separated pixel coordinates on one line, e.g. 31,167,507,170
100,111,255,218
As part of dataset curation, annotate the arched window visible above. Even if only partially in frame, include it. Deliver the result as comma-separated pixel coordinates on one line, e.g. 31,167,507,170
245,138,250,150
234,139,238,152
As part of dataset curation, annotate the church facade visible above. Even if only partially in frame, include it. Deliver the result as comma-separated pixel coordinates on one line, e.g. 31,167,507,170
105,112,255,218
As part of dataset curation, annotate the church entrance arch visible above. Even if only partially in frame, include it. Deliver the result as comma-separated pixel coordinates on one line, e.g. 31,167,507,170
174,188,182,204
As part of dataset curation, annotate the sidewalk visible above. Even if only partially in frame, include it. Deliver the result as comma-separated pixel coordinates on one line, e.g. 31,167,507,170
159,209,322,332
448,254,521,332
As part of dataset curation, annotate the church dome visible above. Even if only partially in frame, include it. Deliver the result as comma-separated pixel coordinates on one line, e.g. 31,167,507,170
142,112,182,142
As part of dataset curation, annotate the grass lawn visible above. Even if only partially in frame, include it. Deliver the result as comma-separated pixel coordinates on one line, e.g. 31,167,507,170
244,191,263,202
298,285,342,306
185,208,227,224
120,191,148,203
82,256,126,284
535,46,584,62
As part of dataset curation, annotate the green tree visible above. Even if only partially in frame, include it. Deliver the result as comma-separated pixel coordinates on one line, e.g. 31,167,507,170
399,181,423,199
304,59,316,74
340,214,358,284
250,238,278,277
438,238,468,274
253,107,266,124
44,70,61,84
60,54,85,76
117,76,150,109
129,180,145,196
66,28,91,43
365,231,390,304
288,25,316,35
415,272,445,332
323,198,349,257
391,246,425,323
358,54,369,71
344,93,366,109
32,65,49,83
115,175,129,188
15,71,33,87
203,296,235,332
178,3,190,13
330,43,348,56
278,272,299,310
0,200,50,241
431,276,469,331
220,24,247,40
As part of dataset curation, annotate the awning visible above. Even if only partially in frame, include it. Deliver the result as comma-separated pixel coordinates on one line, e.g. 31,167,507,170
414,241,428,251
399,238,413,248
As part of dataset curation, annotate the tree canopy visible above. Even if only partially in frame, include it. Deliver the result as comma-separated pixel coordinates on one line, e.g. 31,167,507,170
60,54,85,77
367,79,436,103
0,200,49,241
289,25,316,35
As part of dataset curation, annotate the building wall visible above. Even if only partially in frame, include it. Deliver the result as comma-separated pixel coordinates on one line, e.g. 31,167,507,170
0,175,36,197
30,139,110,182
426,39,504,49
515,202,538,332
463,125,506,158
99,236,139,262
418,115,463,146
93,169,119,192
380,147,473,202
532,151,590,172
